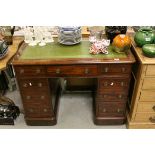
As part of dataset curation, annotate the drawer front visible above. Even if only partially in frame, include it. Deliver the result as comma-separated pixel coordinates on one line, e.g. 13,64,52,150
18,79,49,92
21,92,50,104
24,105,53,118
97,102,125,117
46,65,98,77
99,64,131,74
14,66,46,77
139,91,155,102
142,78,155,90
145,65,155,76
137,103,155,113
96,92,127,102
98,78,130,92
135,113,155,123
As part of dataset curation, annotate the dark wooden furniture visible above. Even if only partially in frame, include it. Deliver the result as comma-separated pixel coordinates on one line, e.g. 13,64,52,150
12,39,135,126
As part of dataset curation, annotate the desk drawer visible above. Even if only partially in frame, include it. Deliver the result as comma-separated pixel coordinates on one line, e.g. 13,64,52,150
145,65,155,76
14,66,46,77
46,65,98,77
97,102,125,117
142,78,155,90
96,92,127,102
24,105,53,118
139,91,155,102
22,92,50,104
18,79,49,92
98,78,130,92
137,103,155,113
99,64,131,74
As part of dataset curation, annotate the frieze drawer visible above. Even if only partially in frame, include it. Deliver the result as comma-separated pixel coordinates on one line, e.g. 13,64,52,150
99,64,131,74
46,65,98,77
14,66,46,77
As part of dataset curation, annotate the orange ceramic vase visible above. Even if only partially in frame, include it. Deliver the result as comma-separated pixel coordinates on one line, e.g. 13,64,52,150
112,34,131,53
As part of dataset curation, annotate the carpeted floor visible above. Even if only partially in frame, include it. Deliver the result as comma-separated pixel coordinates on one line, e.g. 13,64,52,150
0,90,126,129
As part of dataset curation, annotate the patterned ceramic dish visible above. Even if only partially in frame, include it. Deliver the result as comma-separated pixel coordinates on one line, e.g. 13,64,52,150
58,26,82,45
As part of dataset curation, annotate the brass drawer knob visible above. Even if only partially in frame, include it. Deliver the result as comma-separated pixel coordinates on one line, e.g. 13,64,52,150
29,109,34,113
85,68,89,74
26,96,31,100
36,69,41,73
103,95,107,98
103,108,106,112
38,83,42,87
104,67,109,73
121,82,124,86
122,67,126,72
117,108,121,113
41,96,45,99
23,83,28,87
43,108,47,112
20,69,24,74
104,82,108,86
56,69,60,74
118,94,122,99
149,116,155,123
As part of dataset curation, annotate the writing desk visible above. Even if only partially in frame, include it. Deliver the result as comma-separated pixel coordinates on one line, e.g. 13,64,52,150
12,39,135,126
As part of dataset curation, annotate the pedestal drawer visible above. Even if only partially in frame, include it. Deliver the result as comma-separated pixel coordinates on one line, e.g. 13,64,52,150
46,65,98,77
18,79,49,92
96,92,127,102
24,105,53,118
97,102,125,117
21,92,50,104
98,78,130,92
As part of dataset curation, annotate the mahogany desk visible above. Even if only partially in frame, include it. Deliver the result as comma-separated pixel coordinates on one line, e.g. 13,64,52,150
12,40,135,126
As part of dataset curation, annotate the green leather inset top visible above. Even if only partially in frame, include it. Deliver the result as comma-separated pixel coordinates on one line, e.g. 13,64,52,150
20,40,127,60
